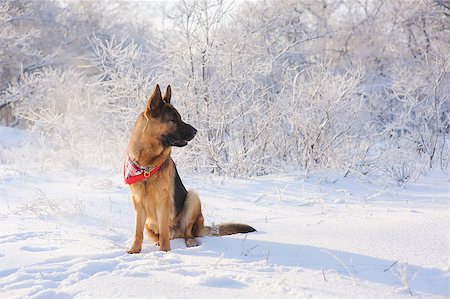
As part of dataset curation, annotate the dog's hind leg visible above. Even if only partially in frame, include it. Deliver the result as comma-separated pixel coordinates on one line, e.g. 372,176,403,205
179,191,204,247
145,222,159,244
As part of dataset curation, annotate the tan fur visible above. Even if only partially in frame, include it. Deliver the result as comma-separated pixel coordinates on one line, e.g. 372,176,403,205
127,85,255,253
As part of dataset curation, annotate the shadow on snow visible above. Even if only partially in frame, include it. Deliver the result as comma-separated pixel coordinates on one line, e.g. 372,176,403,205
174,235,449,297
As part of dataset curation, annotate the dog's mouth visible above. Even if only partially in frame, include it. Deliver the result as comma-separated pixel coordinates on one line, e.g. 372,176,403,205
170,138,188,147
163,135,190,147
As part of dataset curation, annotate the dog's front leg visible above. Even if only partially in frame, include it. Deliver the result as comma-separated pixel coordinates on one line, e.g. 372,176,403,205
127,204,146,254
156,199,171,251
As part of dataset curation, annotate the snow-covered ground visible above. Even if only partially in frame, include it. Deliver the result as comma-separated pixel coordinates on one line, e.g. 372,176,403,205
0,127,449,298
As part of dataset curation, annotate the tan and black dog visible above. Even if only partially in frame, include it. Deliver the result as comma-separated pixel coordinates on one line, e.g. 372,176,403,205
125,84,255,252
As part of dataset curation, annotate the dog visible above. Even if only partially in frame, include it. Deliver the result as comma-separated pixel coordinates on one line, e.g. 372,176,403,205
125,84,256,252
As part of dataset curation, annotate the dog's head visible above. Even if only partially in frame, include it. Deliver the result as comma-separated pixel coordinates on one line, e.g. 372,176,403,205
143,84,197,148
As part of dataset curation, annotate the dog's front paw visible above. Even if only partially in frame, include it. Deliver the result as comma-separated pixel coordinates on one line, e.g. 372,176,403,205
159,240,171,252
127,243,142,254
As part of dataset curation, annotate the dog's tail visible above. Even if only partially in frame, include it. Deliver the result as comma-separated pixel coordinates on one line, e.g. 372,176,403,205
200,223,256,236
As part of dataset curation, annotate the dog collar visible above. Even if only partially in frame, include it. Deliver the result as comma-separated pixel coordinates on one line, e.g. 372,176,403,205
124,153,165,185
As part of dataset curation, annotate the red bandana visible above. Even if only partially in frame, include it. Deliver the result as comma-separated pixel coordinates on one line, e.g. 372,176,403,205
123,154,164,185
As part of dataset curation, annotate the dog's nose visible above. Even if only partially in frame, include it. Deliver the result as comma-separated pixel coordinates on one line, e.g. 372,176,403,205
191,126,197,137
184,124,197,141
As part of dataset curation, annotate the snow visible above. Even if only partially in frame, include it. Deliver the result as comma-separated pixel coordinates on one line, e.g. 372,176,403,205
0,128,449,298
0,127,27,149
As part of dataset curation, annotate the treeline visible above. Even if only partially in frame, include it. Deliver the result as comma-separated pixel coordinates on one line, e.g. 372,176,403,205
1,0,449,184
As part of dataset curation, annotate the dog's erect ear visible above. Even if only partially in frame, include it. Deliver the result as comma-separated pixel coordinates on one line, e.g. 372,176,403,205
146,84,163,113
163,85,171,103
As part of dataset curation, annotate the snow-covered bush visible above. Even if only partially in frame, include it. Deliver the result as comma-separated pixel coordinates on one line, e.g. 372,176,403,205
281,60,365,172
8,67,109,169
0,0,42,89
360,57,450,184
86,34,162,135
3,34,167,171
388,60,449,171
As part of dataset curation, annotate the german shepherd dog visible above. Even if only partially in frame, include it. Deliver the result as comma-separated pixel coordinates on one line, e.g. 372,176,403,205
126,84,255,252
